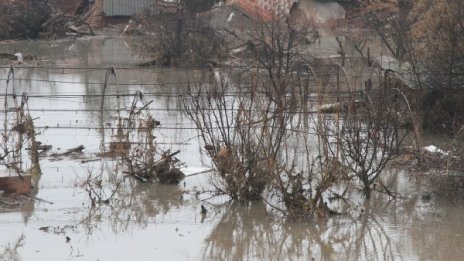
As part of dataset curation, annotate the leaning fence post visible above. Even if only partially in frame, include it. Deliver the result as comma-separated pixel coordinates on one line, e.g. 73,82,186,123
100,66,117,150
101,66,117,112
367,47,372,67
4,65,15,161
336,64,341,159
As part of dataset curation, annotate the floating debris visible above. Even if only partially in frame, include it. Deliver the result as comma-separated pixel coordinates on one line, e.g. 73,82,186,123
51,145,85,157
0,175,32,194
422,145,448,156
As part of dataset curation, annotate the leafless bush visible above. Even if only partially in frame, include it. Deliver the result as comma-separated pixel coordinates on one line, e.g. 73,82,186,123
268,65,351,219
0,234,25,261
97,68,184,185
77,167,122,207
272,68,409,215
99,90,185,184
184,15,410,214
183,20,313,202
183,68,281,201
271,152,349,219
332,86,408,199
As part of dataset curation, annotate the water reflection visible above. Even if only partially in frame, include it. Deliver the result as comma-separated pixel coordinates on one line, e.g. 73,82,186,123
203,202,278,260
203,169,425,261
203,201,401,261
0,234,24,261
78,171,184,235
0,37,146,67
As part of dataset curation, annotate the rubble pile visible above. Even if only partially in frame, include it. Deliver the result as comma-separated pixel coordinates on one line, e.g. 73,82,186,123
0,0,52,40
0,0,95,41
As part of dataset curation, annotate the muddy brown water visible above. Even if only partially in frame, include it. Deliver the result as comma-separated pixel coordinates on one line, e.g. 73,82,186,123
0,36,464,261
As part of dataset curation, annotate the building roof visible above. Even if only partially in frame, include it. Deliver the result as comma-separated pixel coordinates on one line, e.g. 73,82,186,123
103,0,153,16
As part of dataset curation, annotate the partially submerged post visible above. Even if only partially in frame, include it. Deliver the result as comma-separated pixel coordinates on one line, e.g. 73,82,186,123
100,66,118,150
101,66,117,112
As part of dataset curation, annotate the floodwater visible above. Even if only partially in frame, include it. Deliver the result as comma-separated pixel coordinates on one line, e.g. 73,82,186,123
1,36,464,261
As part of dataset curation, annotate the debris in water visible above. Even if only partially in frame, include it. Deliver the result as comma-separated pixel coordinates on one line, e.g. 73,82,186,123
80,159,101,164
200,205,207,223
0,175,32,194
201,205,207,215
422,145,448,156
14,53,23,63
51,145,85,157
157,168,185,185
38,225,75,235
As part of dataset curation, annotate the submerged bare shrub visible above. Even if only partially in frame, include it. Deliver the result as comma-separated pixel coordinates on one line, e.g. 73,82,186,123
333,84,408,199
78,167,122,206
183,14,408,214
103,91,185,184
184,69,277,200
0,234,25,261
272,154,349,219
183,19,312,202
269,67,351,219
271,66,409,216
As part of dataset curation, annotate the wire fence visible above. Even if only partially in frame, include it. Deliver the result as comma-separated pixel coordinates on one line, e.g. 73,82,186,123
0,65,398,143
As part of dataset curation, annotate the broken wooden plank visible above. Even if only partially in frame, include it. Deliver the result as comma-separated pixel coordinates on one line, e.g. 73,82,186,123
17,194,54,205
81,158,101,164
185,169,214,178
51,145,85,157
41,12,65,30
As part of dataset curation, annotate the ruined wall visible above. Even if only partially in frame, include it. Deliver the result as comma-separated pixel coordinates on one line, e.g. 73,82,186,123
257,0,294,16
226,0,294,21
